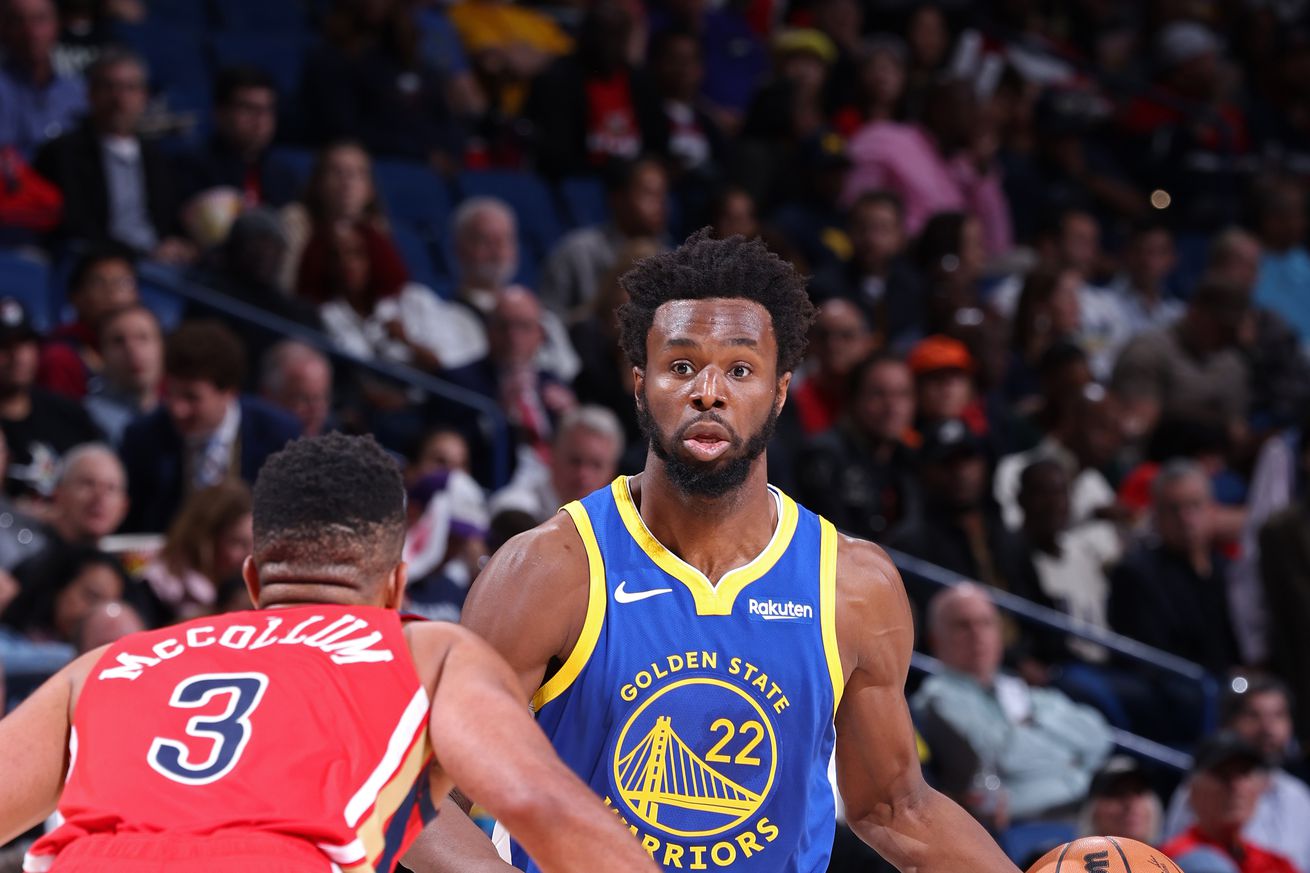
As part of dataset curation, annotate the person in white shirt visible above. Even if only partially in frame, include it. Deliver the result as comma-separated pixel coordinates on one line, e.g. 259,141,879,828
1102,221,1184,366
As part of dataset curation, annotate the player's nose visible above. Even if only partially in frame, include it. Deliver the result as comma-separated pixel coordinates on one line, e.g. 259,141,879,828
690,366,727,410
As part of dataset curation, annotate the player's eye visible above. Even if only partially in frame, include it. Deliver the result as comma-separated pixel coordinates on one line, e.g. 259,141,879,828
729,365,751,378
671,361,694,376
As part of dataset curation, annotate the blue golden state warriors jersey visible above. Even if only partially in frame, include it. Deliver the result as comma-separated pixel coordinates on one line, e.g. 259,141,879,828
515,476,845,873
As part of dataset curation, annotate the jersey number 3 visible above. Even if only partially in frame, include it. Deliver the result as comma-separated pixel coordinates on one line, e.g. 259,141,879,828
147,673,269,785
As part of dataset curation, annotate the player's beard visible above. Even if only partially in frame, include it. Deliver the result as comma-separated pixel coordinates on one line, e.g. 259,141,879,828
636,386,780,498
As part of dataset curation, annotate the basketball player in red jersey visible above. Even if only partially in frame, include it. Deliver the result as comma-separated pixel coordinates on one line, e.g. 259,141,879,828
0,433,660,873
409,232,1023,872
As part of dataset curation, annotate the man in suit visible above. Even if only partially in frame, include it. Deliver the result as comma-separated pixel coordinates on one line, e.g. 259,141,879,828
33,48,192,263
120,320,299,532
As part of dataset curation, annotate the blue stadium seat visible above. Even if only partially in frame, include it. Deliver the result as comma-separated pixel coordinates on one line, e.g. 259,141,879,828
556,176,609,230
389,221,441,291
114,22,210,91
373,160,452,230
455,170,564,268
210,32,312,99
0,252,53,332
213,0,308,32
268,145,316,191
999,821,1077,867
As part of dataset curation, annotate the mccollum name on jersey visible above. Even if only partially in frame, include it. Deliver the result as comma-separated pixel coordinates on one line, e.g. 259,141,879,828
97,613,396,681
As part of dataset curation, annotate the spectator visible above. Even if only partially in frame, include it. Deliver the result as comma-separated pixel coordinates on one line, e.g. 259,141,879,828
522,0,666,178
278,139,385,292
886,419,1046,614
403,465,489,622
305,221,450,372
82,304,162,446
177,66,299,236
539,156,669,319
1251,182,1310,344
301,0,463,165
569,238,661,468
790,299,875,437
0,298,101,499
1258,440,1310,751
912,583,1113,825
810,191,925,349
708,186,759,241
907,334,984,435
405,427,473,485
74,599,144,652
1,545,125,643
36,242,139,399
447,286,577,463
1102,221,1184,359
139,481,252,624
831,36,909,138
649,29,725,186
1161,733,1297,873
32,49,190,261
994,384,1122,531
1109,460,1241,677
0,429,45,571
914,212,988,336
119,320,300,532
1078,756,1163,846
1112,276,1252,433
1013,456,1121,668
259,341,333,438
489,404,622,523
447,0,571,118
795,352,919,541
1164,678,1310,872
439,197,580,380
39,443,127,548
843,76,1012,257
0,0,86,158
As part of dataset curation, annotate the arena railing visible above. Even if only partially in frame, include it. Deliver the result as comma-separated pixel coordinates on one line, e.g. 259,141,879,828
887,547,1219,771
136,261,513,488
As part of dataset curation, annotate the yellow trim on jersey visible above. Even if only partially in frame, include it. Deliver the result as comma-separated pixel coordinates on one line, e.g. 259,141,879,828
612,476,799,616
532,501,607,711
819,518,844,717
356,732,432,865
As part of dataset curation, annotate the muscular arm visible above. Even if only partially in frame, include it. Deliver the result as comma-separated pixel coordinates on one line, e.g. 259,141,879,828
0,649,103,844
416,622,657,873
832,537,1019,873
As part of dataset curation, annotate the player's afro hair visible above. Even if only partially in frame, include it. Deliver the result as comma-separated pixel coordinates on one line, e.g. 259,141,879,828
252,433,406,561
617,228,817,375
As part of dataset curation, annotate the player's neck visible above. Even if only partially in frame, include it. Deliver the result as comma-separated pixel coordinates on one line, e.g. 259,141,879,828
631,460,778,585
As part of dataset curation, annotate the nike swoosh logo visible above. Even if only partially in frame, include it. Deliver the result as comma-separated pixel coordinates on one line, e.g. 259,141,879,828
614,581,673,604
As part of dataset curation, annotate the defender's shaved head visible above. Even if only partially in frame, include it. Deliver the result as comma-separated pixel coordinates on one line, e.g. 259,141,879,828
251,433,406,602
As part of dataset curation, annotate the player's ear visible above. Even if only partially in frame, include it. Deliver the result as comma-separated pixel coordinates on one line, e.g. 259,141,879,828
775,370,792,413
242,556,262,607
632,366,645,405
383,561,408,610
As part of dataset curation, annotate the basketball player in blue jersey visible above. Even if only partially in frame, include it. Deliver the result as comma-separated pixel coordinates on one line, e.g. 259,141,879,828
406,230,1021,873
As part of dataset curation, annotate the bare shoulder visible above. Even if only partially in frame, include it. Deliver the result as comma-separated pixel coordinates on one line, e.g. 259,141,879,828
831,532,913,680
456,512,593,696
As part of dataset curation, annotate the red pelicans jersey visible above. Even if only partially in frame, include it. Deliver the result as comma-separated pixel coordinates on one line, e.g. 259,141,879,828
25,605,432,873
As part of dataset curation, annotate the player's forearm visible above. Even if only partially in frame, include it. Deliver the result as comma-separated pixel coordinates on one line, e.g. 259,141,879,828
493,768,658,873
847,783,1019,873
402,798,516,873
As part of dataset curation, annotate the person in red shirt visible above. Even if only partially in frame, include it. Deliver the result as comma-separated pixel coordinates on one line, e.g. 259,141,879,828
0,433,660,873
1162,732,1298,873
36,243,139,399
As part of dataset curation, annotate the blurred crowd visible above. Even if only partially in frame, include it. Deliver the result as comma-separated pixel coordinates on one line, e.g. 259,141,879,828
1,0,1310,869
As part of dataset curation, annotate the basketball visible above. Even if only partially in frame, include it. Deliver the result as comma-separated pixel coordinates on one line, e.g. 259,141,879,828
1028,837,1185,873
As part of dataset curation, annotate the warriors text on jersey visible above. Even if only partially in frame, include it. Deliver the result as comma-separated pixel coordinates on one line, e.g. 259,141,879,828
25,605,432,873
516,476,845,872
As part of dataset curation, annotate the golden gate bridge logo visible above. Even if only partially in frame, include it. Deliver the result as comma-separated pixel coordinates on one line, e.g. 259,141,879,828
611,677,777,838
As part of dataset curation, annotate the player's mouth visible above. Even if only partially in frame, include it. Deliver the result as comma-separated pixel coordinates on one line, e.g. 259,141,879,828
680,423,734,461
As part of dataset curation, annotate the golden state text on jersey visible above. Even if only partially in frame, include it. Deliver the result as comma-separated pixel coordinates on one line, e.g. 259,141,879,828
513,477,844,873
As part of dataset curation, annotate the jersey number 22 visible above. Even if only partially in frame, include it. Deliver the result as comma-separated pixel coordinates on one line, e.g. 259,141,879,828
148,672,269,785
